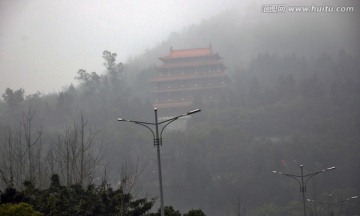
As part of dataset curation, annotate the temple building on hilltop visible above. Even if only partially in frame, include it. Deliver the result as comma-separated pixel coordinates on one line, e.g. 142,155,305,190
151,45,230,127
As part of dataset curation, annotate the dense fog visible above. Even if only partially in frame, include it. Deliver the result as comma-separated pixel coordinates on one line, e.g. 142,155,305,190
0,1,359,215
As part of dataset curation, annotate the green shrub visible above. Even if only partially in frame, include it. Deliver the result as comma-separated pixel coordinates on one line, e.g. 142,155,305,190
0,202,43,216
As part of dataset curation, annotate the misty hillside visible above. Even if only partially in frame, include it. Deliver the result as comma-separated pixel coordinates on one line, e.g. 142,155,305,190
1,4,360,216
126,5,359,74
125,4,359,103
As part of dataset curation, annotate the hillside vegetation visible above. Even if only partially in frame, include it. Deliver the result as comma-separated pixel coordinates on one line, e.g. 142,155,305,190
1,6,359,216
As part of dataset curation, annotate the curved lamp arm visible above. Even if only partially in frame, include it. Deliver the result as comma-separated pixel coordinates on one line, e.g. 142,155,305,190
117,118,155,139
160,118,179,138
135,122,156,140
304,167,336,186
159,109,201,138
272,171,302,187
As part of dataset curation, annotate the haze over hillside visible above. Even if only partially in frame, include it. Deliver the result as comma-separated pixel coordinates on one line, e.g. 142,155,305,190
1,0,359,95
0,1,359,215
127,2,359,75
0,0,244,95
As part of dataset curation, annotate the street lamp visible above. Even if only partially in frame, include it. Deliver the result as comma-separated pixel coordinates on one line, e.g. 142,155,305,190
272,165,335,216
117,108,201,216
307,194,358,216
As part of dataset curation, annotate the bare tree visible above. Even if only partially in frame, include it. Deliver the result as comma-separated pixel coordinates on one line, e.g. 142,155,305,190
51,113,102,186
233,197,246,216
0,110,101,189
52,125,78,186
118,158,144,197
0,108,45,189
78,113,96,186
0,126,15,188
21,108,43,186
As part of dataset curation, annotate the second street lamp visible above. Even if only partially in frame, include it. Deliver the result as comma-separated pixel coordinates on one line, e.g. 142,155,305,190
272,165,335,216
117,108,201,216
307,194,358,216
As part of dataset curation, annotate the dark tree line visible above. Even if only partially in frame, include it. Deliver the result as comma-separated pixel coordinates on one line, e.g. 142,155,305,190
0,175,206,215
0,50,208,215
0,48,359,215
0,174,154,216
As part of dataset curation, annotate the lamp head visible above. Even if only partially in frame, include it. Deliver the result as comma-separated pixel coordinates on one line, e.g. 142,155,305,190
187,109,201,115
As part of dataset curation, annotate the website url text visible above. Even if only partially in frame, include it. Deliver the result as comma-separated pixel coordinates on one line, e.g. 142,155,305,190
261,5,355,13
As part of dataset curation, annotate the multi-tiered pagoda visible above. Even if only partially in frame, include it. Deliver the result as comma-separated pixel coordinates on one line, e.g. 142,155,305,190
151,46,229,118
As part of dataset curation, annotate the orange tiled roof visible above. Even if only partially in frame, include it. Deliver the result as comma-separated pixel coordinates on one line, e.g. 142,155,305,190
151,71,227,82
152,84,227,93
157,60,224,69
160,48,217,60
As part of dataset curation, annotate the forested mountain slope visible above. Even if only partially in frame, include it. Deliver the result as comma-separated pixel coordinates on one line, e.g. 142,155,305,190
1,5,359,216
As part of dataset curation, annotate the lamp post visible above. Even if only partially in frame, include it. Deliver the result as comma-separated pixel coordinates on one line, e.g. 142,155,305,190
117,108,201,216
307,194,358,216
272,165,335,216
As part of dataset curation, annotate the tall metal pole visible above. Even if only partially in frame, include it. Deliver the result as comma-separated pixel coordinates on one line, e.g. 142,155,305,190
307,195,358,216
154,108,165,216
301,165,307,216
117,108,200,216
273,165,335,216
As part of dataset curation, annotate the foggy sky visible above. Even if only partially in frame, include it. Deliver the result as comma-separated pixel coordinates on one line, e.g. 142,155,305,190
0,0,243,95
